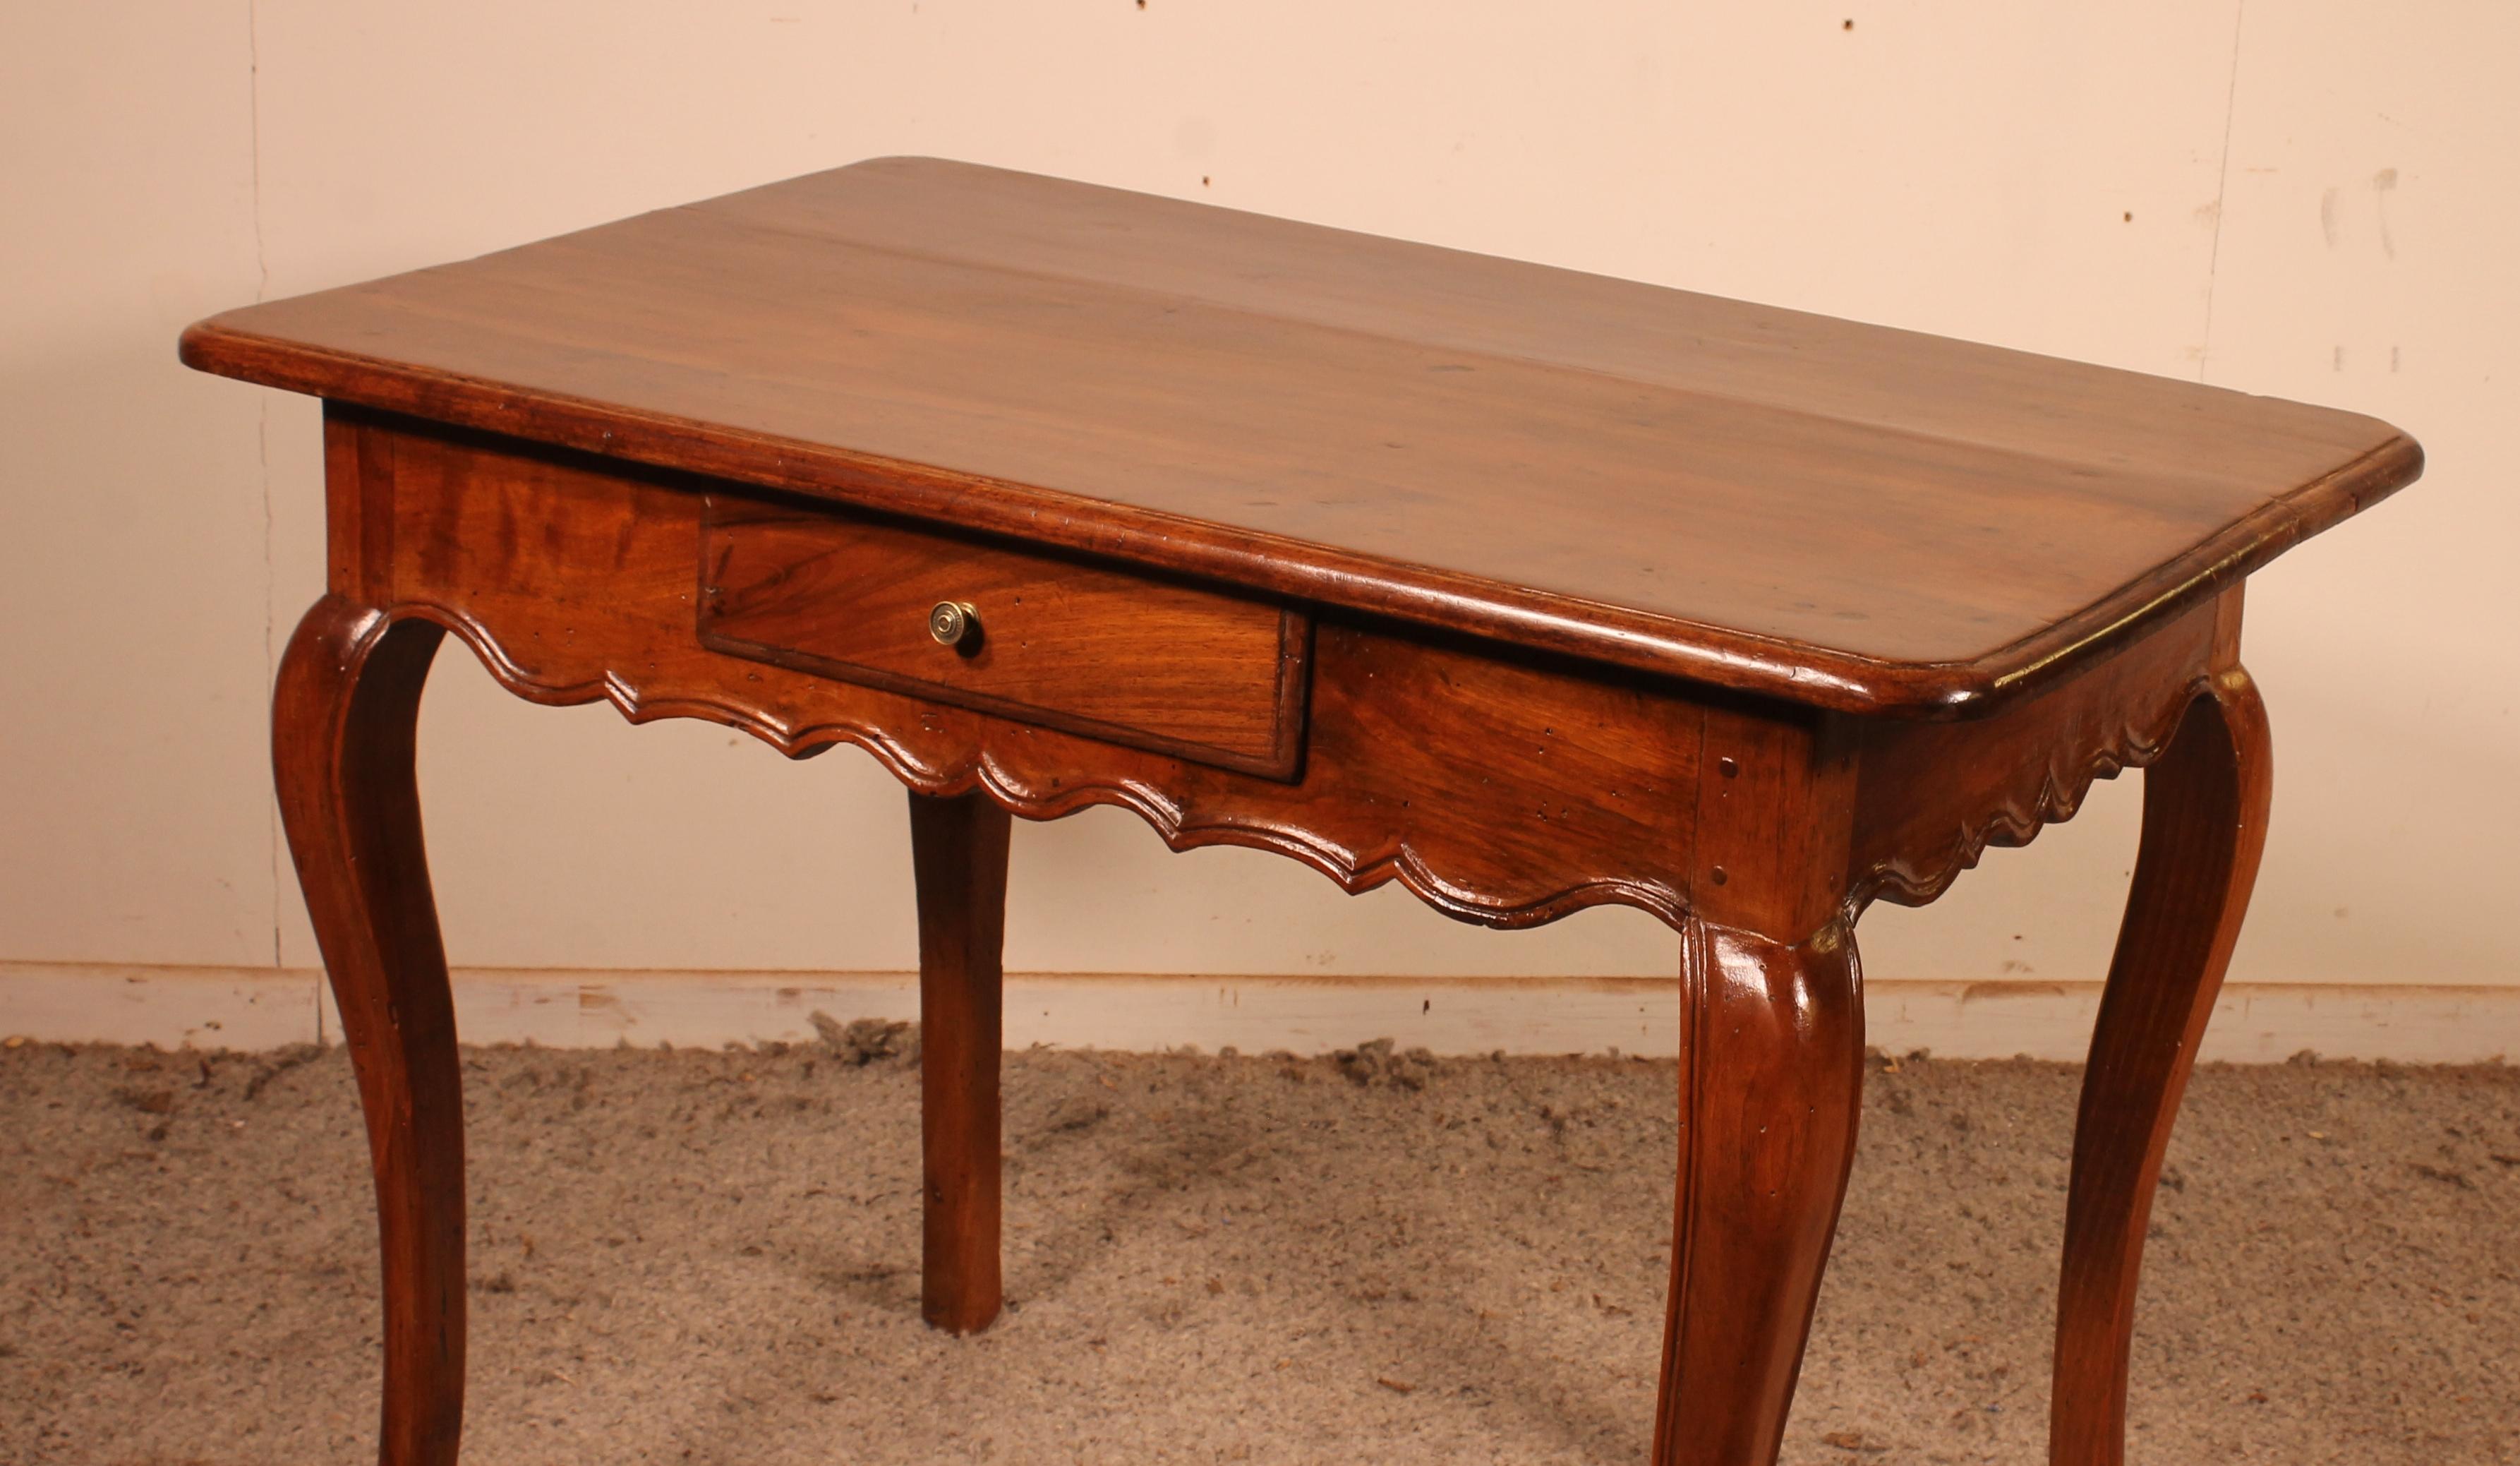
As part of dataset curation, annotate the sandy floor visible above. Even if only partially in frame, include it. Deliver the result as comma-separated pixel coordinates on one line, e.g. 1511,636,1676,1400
2,1035,2514,1465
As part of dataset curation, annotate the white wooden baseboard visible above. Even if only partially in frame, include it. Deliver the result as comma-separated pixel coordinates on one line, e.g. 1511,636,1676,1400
3,961,2513,1063
1,963,325,1052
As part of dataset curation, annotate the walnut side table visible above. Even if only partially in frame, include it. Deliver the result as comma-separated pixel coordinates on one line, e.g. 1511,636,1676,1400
181,157,2420,1465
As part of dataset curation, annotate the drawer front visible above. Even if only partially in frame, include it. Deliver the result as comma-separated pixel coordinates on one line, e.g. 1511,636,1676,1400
698,495,1310,778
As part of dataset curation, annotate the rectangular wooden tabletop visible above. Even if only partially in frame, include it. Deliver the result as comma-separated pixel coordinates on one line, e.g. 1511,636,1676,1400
181,156,2419,716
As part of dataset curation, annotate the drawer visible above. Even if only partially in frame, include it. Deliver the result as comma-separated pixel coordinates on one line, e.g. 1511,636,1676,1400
697,495,1311,778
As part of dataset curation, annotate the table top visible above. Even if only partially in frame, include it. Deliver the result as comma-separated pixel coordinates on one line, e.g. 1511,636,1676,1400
182,156,2419,716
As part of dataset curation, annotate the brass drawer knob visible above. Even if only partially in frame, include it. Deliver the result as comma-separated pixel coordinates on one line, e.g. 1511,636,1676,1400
927,600,979,649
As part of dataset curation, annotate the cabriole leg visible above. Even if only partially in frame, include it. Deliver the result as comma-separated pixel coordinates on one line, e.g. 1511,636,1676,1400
1651,917,1867,1466
273,595,464,1466
2051,669,2272,1465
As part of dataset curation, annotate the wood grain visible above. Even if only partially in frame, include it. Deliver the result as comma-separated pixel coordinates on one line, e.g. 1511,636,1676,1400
1844,592,2234,911
700,493,1309,777
909,790,1012,1335
2051,668,2273,1466
364,412,1706,930
1653,917,1867,1466
181,157,2421,715
272,594,465,1466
